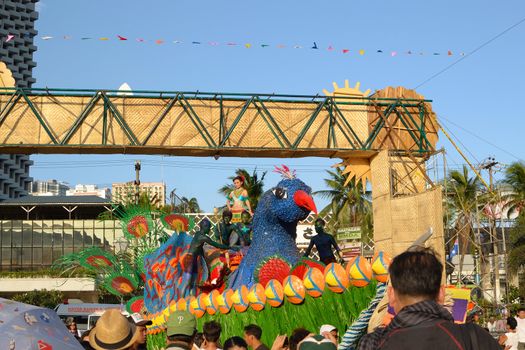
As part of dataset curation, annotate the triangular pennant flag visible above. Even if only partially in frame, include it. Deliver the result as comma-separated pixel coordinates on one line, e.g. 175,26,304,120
377,49,383,53
117,35,128,41
407,50,412,55
261,44,269,47
447,50,453,56
227,42,237,46
99,37,109,41
433,52,440,55
293,45,302,49
81,37,92,40
209,42,219,46
136,38,145,42
312,42,318,49
359,49,365,55
277,44,286,48
245,43,252,48
63,35,71,40
5,34,15,42
192,41,201,44
342,49,349,54
41,36,53,40
173,40,182,44
327,45,334,51
155,40,164,44
391,51,397,56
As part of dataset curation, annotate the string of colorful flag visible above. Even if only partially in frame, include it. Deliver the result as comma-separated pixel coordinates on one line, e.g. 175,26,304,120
2,33,465,56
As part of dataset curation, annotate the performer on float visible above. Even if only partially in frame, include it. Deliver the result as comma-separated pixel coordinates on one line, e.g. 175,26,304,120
303,218,345,264
182,218,235,296
213,209,243,247
236,210,252,247
226,175,253,223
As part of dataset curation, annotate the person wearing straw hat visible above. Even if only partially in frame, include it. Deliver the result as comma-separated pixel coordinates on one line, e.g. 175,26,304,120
89,309,140,350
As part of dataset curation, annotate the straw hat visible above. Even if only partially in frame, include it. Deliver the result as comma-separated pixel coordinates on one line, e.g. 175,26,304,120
89,309,140,350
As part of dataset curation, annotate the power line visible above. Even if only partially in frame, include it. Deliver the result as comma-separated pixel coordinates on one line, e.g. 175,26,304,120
414,16,525,89
439,115,523,161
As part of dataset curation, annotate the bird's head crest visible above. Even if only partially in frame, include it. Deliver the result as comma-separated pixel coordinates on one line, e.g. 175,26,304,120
273,165,296,179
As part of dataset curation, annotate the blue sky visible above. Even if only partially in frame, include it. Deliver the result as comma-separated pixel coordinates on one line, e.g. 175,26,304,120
29,0,525,211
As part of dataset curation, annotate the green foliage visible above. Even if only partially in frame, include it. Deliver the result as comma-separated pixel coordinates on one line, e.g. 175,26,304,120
502,161,525,216
507,285,524,304
445,166,484,254
0,268,95,279
147,284,376,349
11,289,64,309
314,167,372,238
173,197,202,213
508,213,525,273
218,168,267,210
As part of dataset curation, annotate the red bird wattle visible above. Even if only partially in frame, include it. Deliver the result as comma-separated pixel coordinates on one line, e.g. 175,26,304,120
293,190,317,214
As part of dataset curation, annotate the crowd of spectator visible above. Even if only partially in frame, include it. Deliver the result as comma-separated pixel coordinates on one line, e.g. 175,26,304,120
67,247,525,350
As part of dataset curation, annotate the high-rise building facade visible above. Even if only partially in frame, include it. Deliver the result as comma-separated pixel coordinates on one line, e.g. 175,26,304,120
0,154,33,201
0,0,39,201
0,0,38,87
30,179,70,196
112,182,166,207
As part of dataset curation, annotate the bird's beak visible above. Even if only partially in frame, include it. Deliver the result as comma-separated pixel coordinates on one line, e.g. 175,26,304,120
293,190,317,214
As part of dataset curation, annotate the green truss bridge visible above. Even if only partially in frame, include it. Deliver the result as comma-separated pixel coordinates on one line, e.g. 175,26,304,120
0,87,438,158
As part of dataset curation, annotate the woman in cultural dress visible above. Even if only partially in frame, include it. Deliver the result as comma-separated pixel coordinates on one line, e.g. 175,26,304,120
226,175,253,223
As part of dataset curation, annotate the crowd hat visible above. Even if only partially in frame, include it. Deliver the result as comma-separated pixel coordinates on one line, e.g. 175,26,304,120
89,309,140,350
166,310,197,337
319,325,337,334
299,335,337,350
128,312,153,327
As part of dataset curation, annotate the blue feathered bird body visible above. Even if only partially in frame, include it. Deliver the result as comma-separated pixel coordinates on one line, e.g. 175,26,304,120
229,178,315,289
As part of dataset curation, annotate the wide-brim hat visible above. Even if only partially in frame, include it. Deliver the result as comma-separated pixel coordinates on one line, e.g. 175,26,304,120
89,309,141,350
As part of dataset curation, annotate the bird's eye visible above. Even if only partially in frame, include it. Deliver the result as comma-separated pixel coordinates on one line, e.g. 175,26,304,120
272,187,288,199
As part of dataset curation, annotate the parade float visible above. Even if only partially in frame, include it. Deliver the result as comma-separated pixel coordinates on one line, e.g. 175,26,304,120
134,166,390,349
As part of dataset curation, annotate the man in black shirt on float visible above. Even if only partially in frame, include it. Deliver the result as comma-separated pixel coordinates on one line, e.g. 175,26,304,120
303,218,344,264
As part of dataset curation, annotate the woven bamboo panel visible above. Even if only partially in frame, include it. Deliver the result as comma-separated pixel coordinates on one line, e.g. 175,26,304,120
0,95,373,150
367,87,438,151
371,150,445,259
390,155,427,194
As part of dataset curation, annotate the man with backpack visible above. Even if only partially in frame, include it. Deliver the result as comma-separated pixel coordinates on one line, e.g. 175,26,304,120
358,247,499,350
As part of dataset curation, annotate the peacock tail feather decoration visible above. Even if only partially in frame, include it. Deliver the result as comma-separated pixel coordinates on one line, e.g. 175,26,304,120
104,269,140,296
78,247,118,272
160,214,194,234
273,164,296,179
126,296,145,314
118,206,155,240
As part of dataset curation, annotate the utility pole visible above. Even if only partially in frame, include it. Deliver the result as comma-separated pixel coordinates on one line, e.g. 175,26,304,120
480,157,501,305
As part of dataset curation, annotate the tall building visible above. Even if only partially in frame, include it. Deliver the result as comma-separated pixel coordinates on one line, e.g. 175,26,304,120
30,179,70,196
0,0,39,201
112,182,166,207
0,0,38,87
66,184,111,199
0,154,33,201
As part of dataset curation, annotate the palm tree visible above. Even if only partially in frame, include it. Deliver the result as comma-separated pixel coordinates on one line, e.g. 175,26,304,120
502,162,525,299
445,165,484,284
182,197,201,213
502,161,525,216
314,167,372,239
218,168,267,210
